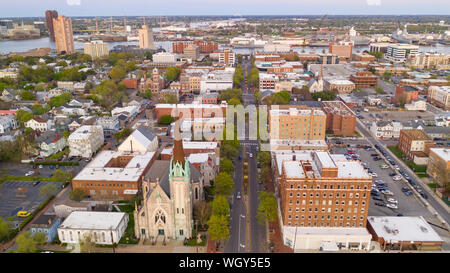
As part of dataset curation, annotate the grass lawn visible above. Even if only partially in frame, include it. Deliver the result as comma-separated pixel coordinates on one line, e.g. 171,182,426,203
427,183,437,189
115,202,138,244
0,175,65,185
184,230,206,246
387,145,405,159
417,173,428,178
46,148,69,160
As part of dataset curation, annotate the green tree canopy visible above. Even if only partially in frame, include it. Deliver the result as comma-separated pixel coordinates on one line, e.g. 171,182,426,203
16,231,37,253
219,158,234,174
70,188,86,202
39,183,58,199
311,90,336,101
20,90,35,101
160,114,174,125
16,109,34,125
164,67,181,82
207,214,229,242
211,195,230,216
256,191,278,225
213,172,235,196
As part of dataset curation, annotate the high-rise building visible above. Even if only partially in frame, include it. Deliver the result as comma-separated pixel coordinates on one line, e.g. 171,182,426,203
329,41,353,59
84,41,109,58
218,48,235,66
385,43,419,63
138,25,156,50
45,10,58,41
53,15,74,55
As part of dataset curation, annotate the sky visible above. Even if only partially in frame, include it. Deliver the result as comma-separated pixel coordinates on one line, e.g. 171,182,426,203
0,0,449,18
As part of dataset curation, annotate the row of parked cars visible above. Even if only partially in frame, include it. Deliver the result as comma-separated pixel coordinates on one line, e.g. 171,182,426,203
371,179,398,209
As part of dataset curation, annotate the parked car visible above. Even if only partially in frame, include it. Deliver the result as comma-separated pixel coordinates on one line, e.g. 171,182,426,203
403,191,413,196
372,196,383,201
387,198,398,204
17,211,31,218
420,192,428,199
38,165,43,169
401,187,409,192
375,202,386,207
32,181,40,187
25,171,34,176
388,172,396,177
386,203,398,209
236,192,241,199
380,164,389,169
409,180,416,186
381,190,394,196
392,175,402,181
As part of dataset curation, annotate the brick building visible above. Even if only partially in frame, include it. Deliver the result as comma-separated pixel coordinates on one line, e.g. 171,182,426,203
154,102,227,122
394,85,419,105
349,72,378,88
329,42,353,60
275,150,372,228
172,40,218,54
72,151,156,200
321,101,356,136
398,129,434,162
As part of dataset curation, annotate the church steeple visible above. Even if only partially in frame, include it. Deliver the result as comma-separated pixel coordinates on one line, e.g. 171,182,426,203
173,116,185,166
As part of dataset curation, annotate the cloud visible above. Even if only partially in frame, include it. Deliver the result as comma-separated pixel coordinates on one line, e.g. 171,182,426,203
67,0,81,6
366,0,381,5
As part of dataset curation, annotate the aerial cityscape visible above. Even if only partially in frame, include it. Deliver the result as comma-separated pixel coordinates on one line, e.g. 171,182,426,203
0,0,449,262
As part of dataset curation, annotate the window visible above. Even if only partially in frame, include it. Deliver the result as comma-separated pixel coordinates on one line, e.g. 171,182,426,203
180,229,184,236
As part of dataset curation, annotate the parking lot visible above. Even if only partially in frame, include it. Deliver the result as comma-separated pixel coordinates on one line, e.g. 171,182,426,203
331,142,450,249
0,181,62,226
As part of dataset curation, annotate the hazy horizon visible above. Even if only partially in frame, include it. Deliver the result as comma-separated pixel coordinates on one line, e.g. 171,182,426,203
1,0,449,18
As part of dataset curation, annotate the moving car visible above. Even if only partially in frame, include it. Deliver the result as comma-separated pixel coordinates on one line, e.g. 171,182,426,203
236,192,241,199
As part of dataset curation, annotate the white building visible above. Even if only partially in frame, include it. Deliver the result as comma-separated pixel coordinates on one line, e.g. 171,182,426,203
118,125,158,153
385,44,419,63
370,121,412,139
83,41,109,59
96,116,120,135
25,116,52,132
111,105,139,118
0,114,18,134
57,211,129,245
152,52,176,63
200,70,234,93
68,125,104,158
263,43,291,53
57,81,75,91
428,86,450,111
405,100,427,111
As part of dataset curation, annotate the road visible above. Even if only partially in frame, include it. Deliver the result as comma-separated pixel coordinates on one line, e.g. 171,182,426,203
356,119,450,227
224,150,246,253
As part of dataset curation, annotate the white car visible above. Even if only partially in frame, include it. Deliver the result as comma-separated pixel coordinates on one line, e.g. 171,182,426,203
394,166,400,170
392,175,402,181
381,190,394,196
25,171,34,176
371,173,378,178
387,198,398,204
248,153,253,158
38,165,43,169
386,203,398,209
380,164,389,169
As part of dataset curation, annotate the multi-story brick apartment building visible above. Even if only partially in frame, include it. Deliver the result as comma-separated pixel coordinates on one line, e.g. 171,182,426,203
426,148,450,187
72,150,156,200
394,85,419,105
398,129,434,165
349,72,378,88
321,101,356,136
275,150,372,228
172,40,218,54
269,105,326,140
329,42,353,60
324,79,355,94
351,53,375,62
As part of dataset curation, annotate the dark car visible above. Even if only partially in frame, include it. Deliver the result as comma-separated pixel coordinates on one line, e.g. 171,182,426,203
32,165,37,169
397,213,404,217
401,187,409,192
375,202,386,207
389,172,396,176
409,180,416,186
420,192,428,199
371,153,378,157
404,191,413,196
372,196,383,201
32,181,40,186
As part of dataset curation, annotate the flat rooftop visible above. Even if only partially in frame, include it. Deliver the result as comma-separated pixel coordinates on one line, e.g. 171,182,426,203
401,129,431,141
73,150,155,182
430,148,450,161
367,216,443,243
59,211,127,230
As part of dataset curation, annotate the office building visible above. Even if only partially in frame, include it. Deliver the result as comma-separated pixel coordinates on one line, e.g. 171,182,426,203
138,25,156,50
184,44,200,60
45,10,58,41
53,15,74,55
386,44,419,63
329,42,353,59
84,41,109,58
152,52,176,63
218,49,235,66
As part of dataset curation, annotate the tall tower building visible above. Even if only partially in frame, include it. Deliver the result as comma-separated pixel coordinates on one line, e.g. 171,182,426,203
138,25,156,50
53,15,75,55
45,10,58,41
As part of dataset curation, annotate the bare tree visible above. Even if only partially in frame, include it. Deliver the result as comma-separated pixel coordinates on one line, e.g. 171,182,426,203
194,200,212,230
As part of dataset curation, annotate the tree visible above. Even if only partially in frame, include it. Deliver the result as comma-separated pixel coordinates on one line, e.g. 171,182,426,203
31,104,46,115
92,80,127,110
49,93,72,108
62,130,70,139
257,151,271,168
211,195,230,216
70,188,86,202
16,109,33,126
228,97,241,106
207,214,229,242
125,61,137,72
109,65,126,82
213,172,235,196
0,217,11,242
79,233,96,253
220,159,234,174
217,88,242,103
142,89,152,99
194,201,212,230
254,89,262,104
52,170,73,183
16,231,37,253
160,114,174,125
256,191,278,225
20,90,35,101
220,142,239,160
39,183,58,198
33,232,47,245
164,67,181,82
161,93,178,103
114,128,132,141
369,51,384,61
375,86,385,94
311,90,336,101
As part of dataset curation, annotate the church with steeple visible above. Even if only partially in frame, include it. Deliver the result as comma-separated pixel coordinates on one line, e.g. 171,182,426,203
134,117,204,242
